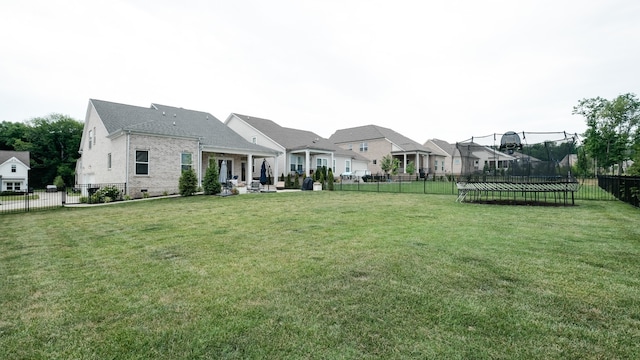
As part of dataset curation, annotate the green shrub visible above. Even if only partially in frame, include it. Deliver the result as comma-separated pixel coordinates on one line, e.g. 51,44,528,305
53,175,65,190
203,161,221,195
327,168,334,191
179,168,198,196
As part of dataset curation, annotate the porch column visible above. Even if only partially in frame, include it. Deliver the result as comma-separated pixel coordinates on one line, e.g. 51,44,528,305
403,153,408,173
273,154,279,182
247,153,253,180
415,151,420,175
305,150,311,177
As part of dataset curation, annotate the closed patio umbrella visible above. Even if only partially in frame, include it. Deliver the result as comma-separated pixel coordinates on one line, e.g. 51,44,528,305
219,160,228,184
260,160,268,185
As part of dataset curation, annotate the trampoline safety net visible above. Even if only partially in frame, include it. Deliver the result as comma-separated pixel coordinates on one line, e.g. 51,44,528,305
455,131,580,205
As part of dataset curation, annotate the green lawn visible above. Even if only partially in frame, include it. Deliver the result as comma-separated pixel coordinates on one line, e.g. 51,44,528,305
1,192,639,359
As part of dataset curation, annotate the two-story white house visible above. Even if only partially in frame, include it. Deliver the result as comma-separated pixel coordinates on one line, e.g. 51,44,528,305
0,151,30,192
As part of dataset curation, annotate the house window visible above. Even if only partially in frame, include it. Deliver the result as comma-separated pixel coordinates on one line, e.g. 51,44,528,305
6,182,21,191
290,155,303,174
107,153,112,169
88,130,93,149
316,158,327,170
359,142,368,152
345,160,351,173
11,164,16,173
252,136,257,144
93,127,96,146
136,150,149,175
332,159,336,173
373,159,377,165
348,144,352,150
181,152,193,172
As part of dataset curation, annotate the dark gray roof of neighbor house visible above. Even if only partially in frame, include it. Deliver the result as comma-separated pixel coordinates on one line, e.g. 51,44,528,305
329,125,429,153
0,150,30,166
232,113,338,152
90,99,277,154
425,139,456,157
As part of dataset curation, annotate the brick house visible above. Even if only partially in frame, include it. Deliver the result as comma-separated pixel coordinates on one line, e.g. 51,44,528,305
329,125,431,177
76,99,278,198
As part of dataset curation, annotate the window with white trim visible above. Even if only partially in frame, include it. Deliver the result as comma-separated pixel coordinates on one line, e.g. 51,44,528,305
107,153,112,170
136,150,149,175
11,164,16,173
359,142,368,152
88,130,93,149
181,152,193,172
290,155,303,174
345,160,351,173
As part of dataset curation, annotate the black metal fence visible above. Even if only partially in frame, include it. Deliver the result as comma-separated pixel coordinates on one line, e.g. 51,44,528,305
65,183,128,205
0,183,127,215
336,176,617,201
0,189,64,214
597,175,640,208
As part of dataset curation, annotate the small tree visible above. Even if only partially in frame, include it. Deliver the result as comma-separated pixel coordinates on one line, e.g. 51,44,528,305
179,168,198,196
327,168,334,190
203,161,221,195
53,175,65,189
405,161,416,179
294,173,300,188
380,154,400,179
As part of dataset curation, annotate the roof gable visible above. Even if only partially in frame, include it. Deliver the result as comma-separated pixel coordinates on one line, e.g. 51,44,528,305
425,139,455,157
0,151,30,167
89,100,275,154
330,125,428,152
232,113,338,151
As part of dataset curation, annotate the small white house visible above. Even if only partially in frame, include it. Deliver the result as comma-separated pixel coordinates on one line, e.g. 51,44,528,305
0,151,30,192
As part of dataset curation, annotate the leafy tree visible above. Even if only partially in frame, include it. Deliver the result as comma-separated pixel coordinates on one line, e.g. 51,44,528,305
203,160,221,195
6,114,84,188
574,147,593,177
380,154,400,178
0,121,30,150
179,168,198,196
573,93,640,174
53,175,65,189
406,161,416,175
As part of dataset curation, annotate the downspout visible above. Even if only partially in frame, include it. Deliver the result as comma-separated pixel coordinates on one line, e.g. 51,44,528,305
125,131,130,195
197,138,202,188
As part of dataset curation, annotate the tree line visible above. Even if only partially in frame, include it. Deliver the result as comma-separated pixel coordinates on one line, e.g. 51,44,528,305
0,114,83,189
574,93,640,176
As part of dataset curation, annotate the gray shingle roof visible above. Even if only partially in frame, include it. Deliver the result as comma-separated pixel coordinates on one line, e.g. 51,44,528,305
232,113,338,152
329,125,429,152
90,100,276,154
0,151,30,166
425,139,456,157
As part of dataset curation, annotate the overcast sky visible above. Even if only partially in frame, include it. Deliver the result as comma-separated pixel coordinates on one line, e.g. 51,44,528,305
1,0,638,143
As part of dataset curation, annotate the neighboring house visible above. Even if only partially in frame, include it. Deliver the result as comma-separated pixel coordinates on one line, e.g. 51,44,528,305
455,142,516,176
0,151,30,192
329,125,430,177
225,113,368,179
423,139,455,178
76,99,278,198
